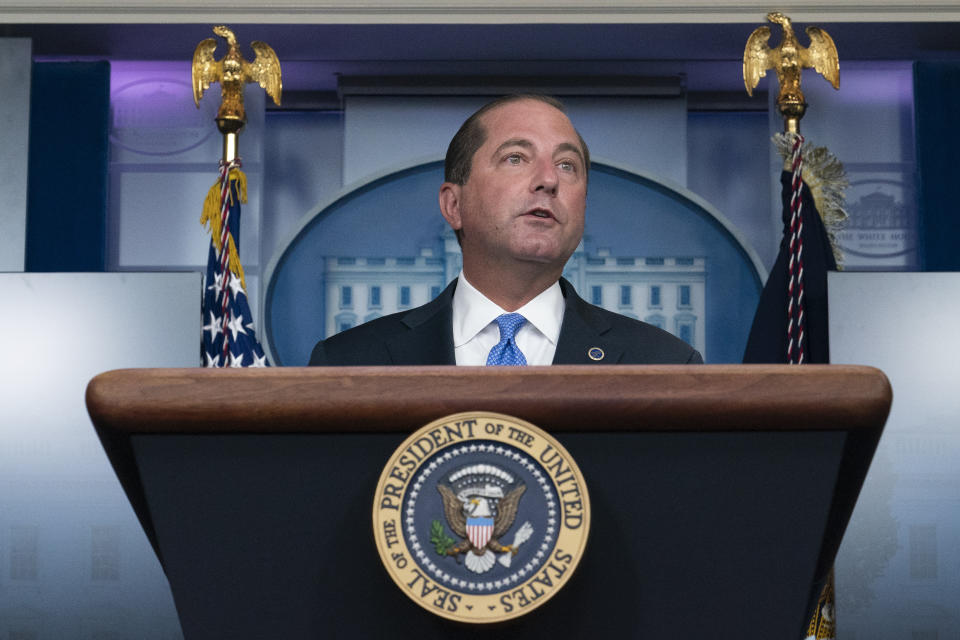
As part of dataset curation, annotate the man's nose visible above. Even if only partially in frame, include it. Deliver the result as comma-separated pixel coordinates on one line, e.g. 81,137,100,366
531,159,559,195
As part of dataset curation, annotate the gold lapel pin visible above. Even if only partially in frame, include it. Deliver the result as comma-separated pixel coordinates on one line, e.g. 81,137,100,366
588,347,604,361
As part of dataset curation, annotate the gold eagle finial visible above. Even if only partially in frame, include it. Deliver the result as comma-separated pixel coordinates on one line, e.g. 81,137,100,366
192,25,282,133
744,12,839,132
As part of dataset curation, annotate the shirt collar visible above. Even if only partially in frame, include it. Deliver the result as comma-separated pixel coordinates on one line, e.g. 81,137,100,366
452,272,564,347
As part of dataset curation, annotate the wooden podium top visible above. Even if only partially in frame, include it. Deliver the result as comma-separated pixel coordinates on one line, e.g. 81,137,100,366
86,364,891,434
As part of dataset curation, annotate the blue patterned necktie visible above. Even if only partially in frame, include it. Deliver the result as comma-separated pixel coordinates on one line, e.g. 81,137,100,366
486,313,528,366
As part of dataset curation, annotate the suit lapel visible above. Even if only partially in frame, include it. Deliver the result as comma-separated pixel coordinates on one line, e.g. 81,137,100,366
385,280,457,365
552,279,623,365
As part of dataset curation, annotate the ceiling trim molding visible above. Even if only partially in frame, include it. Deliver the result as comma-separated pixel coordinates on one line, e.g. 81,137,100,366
3,1,960,24
336,75,684,97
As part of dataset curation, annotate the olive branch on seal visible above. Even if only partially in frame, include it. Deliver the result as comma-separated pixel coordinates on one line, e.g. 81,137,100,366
430,519,455,555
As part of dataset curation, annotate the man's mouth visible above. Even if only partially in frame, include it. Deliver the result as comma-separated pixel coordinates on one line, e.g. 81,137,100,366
524,208,555,220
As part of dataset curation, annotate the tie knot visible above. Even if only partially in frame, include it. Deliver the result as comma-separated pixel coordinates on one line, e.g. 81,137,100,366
486,313,528,366
495,313,526,341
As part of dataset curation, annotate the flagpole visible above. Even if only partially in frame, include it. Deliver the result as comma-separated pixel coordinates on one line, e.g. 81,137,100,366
221,127,240,164
743,13,845,639
192,25,281,368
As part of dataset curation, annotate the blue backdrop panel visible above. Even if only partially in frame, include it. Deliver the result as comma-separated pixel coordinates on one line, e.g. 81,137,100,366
914,62,960,271
26,62,110,272
266,163,445,367
582,165,762,364
265,161,761,365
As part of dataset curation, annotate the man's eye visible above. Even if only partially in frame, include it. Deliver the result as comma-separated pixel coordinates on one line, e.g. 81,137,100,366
505,154,522,165
558,160,576,172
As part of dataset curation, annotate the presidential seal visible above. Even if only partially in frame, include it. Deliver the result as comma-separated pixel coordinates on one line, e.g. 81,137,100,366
373,411,590,623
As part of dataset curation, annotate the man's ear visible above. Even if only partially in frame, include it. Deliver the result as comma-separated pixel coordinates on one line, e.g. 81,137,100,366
439,182,463,231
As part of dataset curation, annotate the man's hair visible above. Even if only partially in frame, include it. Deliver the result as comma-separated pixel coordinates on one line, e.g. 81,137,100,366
443,94,591,186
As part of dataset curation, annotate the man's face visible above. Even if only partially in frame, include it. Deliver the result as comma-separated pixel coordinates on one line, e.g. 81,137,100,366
440,100,587,275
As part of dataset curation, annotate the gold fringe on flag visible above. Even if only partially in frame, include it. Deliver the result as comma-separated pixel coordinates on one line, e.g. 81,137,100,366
774,133,849,268
199,167,249,289
805,568,837,640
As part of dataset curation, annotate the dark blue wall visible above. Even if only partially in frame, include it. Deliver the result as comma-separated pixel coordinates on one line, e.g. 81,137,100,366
915,62,960,271
26,62,110,272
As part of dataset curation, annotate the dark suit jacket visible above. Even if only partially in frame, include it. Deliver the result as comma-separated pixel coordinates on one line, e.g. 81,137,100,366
309,278,703,366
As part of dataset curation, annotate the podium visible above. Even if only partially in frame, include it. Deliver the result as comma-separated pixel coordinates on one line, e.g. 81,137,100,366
86,365,890,639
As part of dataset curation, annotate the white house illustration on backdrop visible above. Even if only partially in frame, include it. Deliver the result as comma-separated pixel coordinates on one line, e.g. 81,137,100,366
323,229,706,359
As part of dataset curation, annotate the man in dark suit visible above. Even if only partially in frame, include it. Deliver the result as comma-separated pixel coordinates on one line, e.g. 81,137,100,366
310,94,701,366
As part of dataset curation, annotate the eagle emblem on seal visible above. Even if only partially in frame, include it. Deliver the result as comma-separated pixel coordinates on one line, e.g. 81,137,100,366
433,464,534,574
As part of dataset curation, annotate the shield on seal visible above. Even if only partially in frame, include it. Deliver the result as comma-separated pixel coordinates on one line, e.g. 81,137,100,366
466,516,494,549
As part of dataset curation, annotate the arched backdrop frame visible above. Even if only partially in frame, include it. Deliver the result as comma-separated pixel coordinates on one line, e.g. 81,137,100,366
263,158,766,366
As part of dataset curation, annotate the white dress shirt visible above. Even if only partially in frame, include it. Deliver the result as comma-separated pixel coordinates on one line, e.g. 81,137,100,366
451,272,565,366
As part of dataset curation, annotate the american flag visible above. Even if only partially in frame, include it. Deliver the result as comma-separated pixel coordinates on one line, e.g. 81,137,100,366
200,159,269,368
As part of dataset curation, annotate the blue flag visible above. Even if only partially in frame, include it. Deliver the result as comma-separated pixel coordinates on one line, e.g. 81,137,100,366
743,170,836,364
